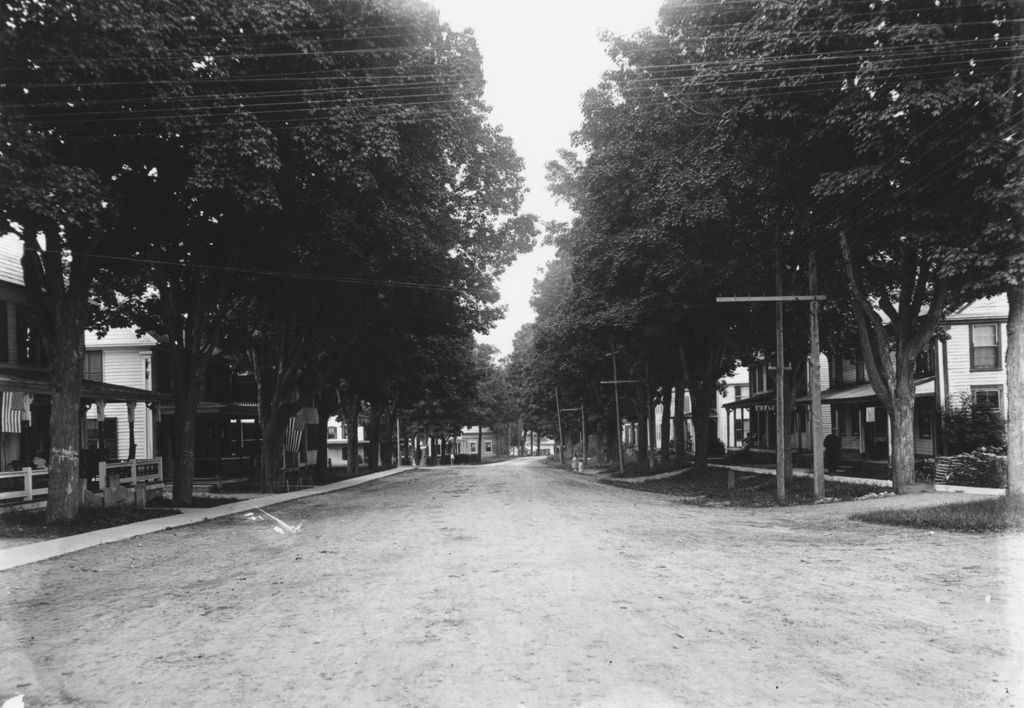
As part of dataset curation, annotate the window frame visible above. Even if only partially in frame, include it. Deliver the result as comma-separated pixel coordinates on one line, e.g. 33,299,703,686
971,386,1003,414
84,350,103,382
916,406,932,439
970,323,1001,371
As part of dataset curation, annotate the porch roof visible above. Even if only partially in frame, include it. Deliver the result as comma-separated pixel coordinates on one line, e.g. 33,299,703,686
0,369,167,403
799,376,935,406
725,377,935,410
723,391,777,411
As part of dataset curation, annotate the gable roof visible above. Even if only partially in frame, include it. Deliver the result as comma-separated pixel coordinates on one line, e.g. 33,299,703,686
85,328,159,348
945,294,1008,322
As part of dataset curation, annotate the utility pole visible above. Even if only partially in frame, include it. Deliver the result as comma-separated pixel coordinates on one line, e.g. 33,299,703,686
775,251,786,502
716,293,827,502
600,351,646,477
554,387,565,466
809,251,824,499
605,350,625,476
560,405,586,470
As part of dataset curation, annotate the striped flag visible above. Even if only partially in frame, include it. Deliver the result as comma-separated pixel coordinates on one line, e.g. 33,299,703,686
284,415,305,453
2,392,25,433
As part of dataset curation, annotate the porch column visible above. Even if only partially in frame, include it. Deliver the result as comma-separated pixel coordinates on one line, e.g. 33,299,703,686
127,400,137,461
858,408,866,455
95,400,106,459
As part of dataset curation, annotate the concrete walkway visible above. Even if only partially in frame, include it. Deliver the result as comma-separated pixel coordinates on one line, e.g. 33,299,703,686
0,466,411,572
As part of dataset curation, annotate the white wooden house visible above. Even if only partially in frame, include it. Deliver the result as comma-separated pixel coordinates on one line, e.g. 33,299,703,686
84,329,158,461
723,295,1009,464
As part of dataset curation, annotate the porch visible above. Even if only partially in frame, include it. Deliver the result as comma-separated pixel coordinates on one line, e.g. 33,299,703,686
722,376,938,467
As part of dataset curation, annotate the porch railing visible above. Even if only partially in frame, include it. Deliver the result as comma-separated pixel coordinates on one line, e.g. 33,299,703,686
0,467,48,502
1,458,163,505
97,459,163,490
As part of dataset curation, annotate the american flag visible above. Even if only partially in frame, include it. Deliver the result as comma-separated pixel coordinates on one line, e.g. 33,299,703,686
284,415,304,453
1,391,25,433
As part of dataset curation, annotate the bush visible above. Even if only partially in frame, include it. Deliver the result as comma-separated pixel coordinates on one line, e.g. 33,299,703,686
708,438,726,456
941,392,1007,454
944,451,1007,489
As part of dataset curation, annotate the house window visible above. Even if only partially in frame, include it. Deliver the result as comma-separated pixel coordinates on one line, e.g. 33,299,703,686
84,351,103,382
327,426,338,440
915,345,936,377
855,361,866,383
485,441,492,453
470,442,477,453
916,406,932,439
970,324,1001,371
971,386,1002,414
340,426,348,441
85,418,118,460
734,385,745,400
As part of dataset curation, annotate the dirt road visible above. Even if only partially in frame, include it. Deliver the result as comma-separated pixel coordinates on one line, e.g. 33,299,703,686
1,457,1021,707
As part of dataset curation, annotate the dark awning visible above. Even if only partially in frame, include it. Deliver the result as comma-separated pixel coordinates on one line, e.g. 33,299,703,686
796,377,935,406
728,377,936,410
723,391,778,411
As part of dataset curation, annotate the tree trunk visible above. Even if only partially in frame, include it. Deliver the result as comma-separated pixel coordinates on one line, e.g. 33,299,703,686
346,399,360,475
674,382,687,460
258,414,287,492
1008,282,1023,499
313,399,333,484
171,384,201,504
660,384,673,465
170,352,203,504
46,330,86,523
691,385,716,469
637,403,649,460
888,369,918,493
380,408,395,469
477,424,483,463
365,405,380,471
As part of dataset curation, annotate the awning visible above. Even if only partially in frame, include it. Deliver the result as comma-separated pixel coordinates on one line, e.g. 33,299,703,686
723,391,778,411
0,370,168,403
728,377,936,410
798,377,935,406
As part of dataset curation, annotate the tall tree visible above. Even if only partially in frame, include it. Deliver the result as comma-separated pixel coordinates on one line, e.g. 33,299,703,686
654,0,1019,491
1,0,243,520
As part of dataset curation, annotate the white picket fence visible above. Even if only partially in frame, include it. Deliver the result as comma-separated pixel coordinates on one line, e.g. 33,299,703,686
0,458,163,504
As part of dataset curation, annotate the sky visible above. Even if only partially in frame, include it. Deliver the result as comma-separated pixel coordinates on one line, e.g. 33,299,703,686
427,0,665,357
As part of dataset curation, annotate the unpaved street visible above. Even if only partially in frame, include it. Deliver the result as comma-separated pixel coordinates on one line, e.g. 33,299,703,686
1,457,1022,707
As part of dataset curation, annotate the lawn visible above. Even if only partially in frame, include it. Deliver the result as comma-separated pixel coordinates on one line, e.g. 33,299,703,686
0,494,242,542
852,494,1024,533
0,505,182,542
603,465,888,507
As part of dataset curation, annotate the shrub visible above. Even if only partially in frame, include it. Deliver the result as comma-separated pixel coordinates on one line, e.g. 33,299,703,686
941,392,1007,454
708,438,726,456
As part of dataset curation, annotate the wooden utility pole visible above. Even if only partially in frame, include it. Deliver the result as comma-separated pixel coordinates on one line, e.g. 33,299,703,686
716,294,828,503
554,387,565,466
809,252,824,499
775,252,786,502
604,350,626,476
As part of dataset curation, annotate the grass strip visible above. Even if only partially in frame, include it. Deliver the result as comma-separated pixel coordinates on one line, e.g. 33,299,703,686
852,495,1024,533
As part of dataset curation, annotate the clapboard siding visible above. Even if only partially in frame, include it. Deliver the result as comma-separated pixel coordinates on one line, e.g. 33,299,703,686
945,321,1008,398
0,235,24,286
85,339,154,460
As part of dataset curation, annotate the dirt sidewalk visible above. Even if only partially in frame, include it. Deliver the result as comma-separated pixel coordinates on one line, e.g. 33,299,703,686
1,457,1020,707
